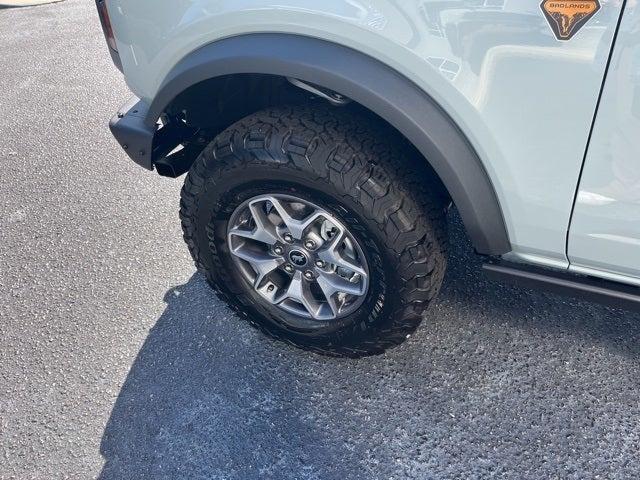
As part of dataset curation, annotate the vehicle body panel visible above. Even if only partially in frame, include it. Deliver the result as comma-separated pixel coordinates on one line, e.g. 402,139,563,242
569,1,640,283
107,0,624,268
140,33,512,254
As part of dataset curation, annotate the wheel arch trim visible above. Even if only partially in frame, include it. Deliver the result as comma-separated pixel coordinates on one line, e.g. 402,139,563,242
145,33,511,256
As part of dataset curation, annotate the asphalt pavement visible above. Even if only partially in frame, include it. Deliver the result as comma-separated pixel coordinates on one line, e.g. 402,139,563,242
2,1,640,479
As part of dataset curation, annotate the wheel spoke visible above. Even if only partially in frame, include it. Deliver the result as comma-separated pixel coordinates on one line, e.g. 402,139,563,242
317,270,364,298
269,196,323,240
278,271,323,317
315,274,340,316
317,231,368,278
230,245,284,287
228,202,279,245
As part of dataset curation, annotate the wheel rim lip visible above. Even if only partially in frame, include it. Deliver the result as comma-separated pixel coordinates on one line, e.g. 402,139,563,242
226,193,370,321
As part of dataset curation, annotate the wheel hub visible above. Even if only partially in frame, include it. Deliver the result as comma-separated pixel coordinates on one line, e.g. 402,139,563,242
288,249,308,267
227,194,369,321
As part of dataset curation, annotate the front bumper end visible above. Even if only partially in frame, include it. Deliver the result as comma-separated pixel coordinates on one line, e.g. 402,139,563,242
109,97,156,170
110,96,202,176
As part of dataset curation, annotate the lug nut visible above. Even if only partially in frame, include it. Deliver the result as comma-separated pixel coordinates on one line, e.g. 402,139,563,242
315,260,325,268
267,285,275,293
304,239,316,250
304,270,315,280
284,264,294,273
273,246,284,255
283,233,294,244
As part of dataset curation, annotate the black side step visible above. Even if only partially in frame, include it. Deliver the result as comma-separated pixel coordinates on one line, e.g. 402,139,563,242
483,260,640,312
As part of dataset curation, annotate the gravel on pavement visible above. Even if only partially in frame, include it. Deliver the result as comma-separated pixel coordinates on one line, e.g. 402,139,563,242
1,1,640,479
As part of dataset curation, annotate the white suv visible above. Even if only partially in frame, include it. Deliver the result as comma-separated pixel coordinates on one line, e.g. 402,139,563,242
97,0,640,356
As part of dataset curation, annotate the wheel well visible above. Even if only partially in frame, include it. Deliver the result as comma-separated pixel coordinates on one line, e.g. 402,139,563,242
162,73,450,204
164,74,303,135
144,33,510,254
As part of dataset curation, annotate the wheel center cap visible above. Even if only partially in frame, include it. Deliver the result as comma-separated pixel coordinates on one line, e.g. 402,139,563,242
289,250,308,267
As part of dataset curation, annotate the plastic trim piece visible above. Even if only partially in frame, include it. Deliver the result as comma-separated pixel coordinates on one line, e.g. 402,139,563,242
109,97,154,170
484,260,640,311
144,33,510,255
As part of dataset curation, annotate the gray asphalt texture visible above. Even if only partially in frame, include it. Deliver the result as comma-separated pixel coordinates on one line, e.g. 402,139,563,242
2,1,640,479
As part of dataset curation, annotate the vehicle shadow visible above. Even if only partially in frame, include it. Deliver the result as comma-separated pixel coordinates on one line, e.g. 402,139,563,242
99,213,640,479
439,213,640,361
98,275,342,479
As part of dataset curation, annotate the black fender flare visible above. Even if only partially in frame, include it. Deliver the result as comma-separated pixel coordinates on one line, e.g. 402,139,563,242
146,33,510,256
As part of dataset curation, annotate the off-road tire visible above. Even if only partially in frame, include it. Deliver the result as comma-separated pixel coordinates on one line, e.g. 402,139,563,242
179,104,448,357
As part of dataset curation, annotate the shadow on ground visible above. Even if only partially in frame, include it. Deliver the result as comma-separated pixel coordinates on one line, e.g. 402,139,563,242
99,213,640,479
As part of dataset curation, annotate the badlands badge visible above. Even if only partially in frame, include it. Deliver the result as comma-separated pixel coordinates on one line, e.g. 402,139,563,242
540,0,601,41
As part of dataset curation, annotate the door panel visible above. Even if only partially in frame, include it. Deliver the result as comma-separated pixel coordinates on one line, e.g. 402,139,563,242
569,1,640,282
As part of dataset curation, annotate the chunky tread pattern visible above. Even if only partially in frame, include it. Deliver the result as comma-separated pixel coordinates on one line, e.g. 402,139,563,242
180,105,448,357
